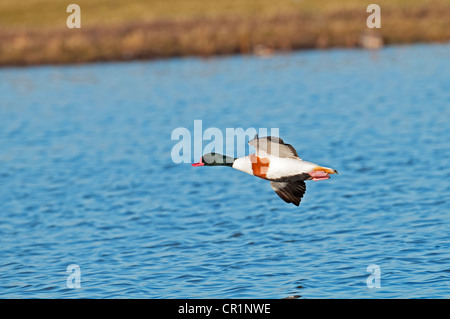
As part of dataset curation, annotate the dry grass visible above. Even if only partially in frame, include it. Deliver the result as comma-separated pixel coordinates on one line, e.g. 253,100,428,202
0,0,449,66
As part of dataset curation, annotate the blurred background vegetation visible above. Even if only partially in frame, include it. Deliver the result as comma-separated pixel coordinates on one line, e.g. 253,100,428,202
0,0,449,66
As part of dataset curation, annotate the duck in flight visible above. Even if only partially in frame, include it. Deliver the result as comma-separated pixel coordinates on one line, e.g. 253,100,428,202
192,135,338,206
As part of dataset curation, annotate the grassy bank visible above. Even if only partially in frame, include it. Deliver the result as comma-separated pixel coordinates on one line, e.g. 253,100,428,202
1,0,450,66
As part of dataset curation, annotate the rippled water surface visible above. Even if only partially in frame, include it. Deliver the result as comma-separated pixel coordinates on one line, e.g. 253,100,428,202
1,43,450,298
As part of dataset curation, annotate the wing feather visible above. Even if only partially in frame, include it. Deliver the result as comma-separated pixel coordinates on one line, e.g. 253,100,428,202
270,180,306,206
249,135,300,159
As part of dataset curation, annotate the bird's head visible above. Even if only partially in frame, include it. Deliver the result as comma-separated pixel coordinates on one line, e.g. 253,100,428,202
192,153,235,167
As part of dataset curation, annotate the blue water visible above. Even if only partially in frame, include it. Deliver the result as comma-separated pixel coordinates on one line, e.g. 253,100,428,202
1,43,449,298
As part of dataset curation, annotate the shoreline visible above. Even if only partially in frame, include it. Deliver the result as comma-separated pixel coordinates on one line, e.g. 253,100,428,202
1,6,450,67
3,41,450,70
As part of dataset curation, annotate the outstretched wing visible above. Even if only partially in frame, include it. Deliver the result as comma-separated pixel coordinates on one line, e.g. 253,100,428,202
249,134,300,159
270,180,306,206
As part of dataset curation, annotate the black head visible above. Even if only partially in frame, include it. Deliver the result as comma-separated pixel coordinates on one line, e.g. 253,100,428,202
192,153,235,167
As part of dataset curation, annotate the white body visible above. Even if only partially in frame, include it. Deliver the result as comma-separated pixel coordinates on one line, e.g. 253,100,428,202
232,155,318,180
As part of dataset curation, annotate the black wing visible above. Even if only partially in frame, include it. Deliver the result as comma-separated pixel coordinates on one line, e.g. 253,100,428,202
270,180,306,206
